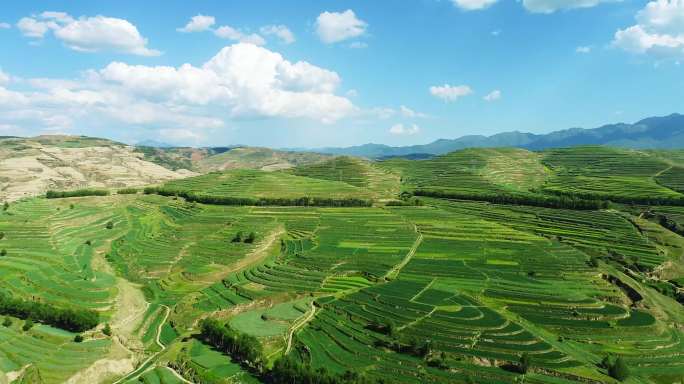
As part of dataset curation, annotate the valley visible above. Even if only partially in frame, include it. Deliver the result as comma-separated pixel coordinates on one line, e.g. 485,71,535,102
1,142,683,383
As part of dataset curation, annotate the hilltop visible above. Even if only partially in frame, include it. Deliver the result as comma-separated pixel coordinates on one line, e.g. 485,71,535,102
0,135,193,202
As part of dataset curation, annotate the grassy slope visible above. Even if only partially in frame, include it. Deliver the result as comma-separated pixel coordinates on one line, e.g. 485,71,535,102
377,147,547,194
160,168,377,200
197,147,329,172
289,156,401,199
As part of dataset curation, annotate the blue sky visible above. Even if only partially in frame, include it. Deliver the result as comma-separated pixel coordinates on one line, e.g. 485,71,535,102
0,0,682,148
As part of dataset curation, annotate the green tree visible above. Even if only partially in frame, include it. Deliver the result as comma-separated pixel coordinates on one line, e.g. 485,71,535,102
0,249,6,256
608,357,630,381
105,221,114,230
103,323,112,336
244,232,256,244
519,352,531,374
3,202,8,211
22,319,34,332
0,231,4,240
74,334,84,343
2,317,11,327
232,231,243,243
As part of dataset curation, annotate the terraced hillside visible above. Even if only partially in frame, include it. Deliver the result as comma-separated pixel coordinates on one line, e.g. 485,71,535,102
1,145,684,384
378,147,548,194
157,169,377,201
289,156,401,199
196,147,330,172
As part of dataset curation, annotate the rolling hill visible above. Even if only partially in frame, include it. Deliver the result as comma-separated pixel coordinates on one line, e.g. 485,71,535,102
3,145,684,383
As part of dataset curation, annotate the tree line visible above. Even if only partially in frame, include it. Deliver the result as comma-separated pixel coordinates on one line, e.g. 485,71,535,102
46,189,110,199
199,319,385,384
543,188,684,207
0,293,99,332
412,189,608,210
199,318,264,371
144,187,373,207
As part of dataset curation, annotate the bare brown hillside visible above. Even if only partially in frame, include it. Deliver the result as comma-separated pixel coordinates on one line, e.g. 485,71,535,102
0,136,195,202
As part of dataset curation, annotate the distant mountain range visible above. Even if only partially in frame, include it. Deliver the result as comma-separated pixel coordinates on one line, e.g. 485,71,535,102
314,113,684,158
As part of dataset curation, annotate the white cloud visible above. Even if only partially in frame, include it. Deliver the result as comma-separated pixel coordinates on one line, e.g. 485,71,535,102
0,43,357,130
613,0,684,58
491,29,501,36
389,123,420,135
452,0,498,11
316,10,367,44
522,0,616,13
177,14,216,33
260,25,295,44
214,25,266,45
429,84,473,102
0,69,9,85
17,12,160,56
349,41,368,49
576,45,592,53
400,105,427,118
0,42,355,140
483,90,501,101
346,89,358,97
0,22,10,29
17,17,50,38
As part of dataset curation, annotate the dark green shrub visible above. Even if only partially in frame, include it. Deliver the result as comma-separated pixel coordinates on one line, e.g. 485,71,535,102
608,357,630,381
519,352,531,374
232,231,243,243
74,334,84,343
22,319,34,331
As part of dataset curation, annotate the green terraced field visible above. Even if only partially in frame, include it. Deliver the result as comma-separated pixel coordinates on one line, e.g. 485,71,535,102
2,146,684,384
159,169,376,200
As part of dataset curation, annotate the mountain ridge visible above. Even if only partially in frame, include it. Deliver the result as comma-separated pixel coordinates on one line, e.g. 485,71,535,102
312,113,684,158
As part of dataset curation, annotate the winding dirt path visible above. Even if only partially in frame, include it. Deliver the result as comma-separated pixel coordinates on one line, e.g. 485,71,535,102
384,224,423,280
284,302,317,354
112,304,170,384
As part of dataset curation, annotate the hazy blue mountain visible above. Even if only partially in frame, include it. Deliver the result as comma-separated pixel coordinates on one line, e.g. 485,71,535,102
315,113,684,158
136,139,175,148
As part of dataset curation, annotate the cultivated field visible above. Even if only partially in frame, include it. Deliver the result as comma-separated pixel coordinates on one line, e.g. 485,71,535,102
1,145,684,383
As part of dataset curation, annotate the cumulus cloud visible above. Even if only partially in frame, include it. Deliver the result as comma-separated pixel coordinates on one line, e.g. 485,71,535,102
0,22,10,29
17,12,160,56
576,45,592,53
483,90,501,101
260,25,295,44
613,0,684,58
316,10,367,44
348,41,368,49
0,69,10,85
429,84,473,102
177,14,216,33
17,17,50,38
214,25,266,45
389,123,420,135
522,0,616,13
0,43,355,139
452,0,499,11
399,105,428,118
